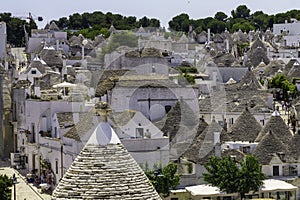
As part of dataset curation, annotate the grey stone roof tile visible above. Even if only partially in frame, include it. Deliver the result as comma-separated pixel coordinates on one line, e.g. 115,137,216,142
52,136,161,199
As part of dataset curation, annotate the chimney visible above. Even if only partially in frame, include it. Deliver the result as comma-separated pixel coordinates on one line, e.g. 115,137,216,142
213,132,220,145
56,39,59,51
223,119,227,132
95,102,111,122
243,52,248,66
207,29,211,44
81,45,84,60
225,39,229,53
214,132,221,157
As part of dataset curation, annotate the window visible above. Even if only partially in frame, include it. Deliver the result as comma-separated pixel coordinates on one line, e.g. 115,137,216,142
136,128,144,138
31,123,35,143
165,105,172,113
31,70,37,74
54,127,57,138
273,166,279,176
241,146,251,154
55,160,58,174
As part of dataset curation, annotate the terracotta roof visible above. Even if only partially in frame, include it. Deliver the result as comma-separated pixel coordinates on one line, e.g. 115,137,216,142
52,121,161,199
226,108,262,142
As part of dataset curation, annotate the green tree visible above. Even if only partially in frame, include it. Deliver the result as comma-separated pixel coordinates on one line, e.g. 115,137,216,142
231,5,251,19
149,18,160,27
56,17,69,29
252,11,269,31
0,174,12,200
102,31,138,53
207,19,227,33
99,28,110,38
204,155,265,199
238,156,265,199
236,42,249,56
145,163,181,197
168,13,190,32
69,13,83,30
214,12,228,21
274,13,290,24
232,21,255,32
269,74,298,99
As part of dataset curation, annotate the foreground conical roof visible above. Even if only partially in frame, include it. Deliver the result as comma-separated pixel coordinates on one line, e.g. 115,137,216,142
52,121,161,199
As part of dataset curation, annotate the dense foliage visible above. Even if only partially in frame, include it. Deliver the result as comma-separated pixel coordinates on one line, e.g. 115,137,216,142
2,6,300,46
203,155,265,199
168,5,300,34
0,174,12,200
145,163,181,197
51,12,160,39
269,74,298,99
0,12,37,46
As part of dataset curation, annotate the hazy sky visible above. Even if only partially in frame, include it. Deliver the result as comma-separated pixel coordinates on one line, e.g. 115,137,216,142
1,0,300,28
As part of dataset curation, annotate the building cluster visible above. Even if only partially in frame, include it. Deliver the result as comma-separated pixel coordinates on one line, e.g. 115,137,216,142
0,19,299,199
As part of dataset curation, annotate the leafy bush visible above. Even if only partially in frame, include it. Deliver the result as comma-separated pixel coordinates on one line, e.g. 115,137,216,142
0,174,12,200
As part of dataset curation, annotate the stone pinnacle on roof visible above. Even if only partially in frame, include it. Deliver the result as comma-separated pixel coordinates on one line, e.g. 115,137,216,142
52,102,161,199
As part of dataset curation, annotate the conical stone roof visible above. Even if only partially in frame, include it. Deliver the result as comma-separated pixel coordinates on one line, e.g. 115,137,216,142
253,131,287,165
255,111,292,146
52,108,161,199
183,119,226,164
286,133,300,162
226,108,262,142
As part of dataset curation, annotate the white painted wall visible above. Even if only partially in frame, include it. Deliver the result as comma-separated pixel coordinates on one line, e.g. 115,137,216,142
118,111,164,139
0,22,6,60
111,86,199,120
273,22,300,35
